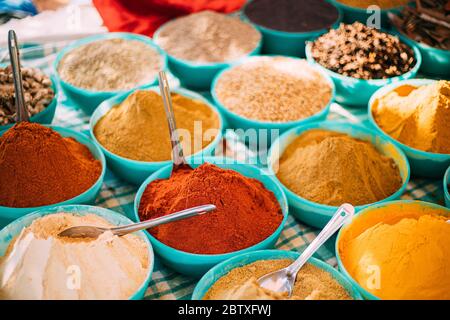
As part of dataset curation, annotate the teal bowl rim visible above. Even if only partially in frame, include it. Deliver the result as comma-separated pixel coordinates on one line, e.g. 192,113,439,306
444,166,450,204
241,0,343,37
267,120,411,215
210,55,335,128
0,125,106,212
89,87,225,166
368,78,450,159
328,0,409,13
305,37,423,85
0,204,154,300
191,249,363,300
53,32,168,95
335,199,450,300
133,156,289,259
153,17,262,68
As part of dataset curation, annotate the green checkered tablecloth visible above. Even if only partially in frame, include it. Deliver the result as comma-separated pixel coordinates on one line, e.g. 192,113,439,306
4,43,447,300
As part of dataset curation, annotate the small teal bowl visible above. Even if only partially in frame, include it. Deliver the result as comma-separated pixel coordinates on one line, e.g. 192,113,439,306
153,22,261,90
0,205,154,300
90,87,224,185
444,166,450,208
53,32,167,115
305,41,422,107
241,1,342,57
368,78,450,178
211,56,335,144
0,126,106,228
133,156,289,278
267,120,410,228
336,200,450,300
192,249,362,300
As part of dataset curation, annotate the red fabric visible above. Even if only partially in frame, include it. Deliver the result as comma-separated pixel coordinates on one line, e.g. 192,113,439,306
92,0,246,36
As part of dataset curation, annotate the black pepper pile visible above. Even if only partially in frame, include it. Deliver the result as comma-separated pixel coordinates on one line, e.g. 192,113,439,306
311,22,416,80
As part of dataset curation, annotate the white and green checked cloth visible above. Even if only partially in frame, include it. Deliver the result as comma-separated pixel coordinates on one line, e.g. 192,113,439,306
6,43,446,300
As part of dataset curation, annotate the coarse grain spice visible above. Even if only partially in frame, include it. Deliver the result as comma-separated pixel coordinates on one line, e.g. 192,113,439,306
311,22,416,80
58,38,162,91
215,57,332,122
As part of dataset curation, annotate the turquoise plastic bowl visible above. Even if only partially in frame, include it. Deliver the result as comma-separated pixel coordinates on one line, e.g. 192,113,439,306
267,120,410,229
335,200,450,300
0,126,106,228
191,249,363,300
305,41,422,107
241,1,342,57
211,56,335,144
368,78,450,178
90,87,224,185
53,32,167,115
153,22,261,90
0,205,154,300
133,156,289,278
444,166,450,208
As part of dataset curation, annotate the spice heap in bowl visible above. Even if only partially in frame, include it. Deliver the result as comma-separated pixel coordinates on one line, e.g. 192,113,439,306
154,11,261,89
242,0,341,56
0,66,55,127
307,22,420,106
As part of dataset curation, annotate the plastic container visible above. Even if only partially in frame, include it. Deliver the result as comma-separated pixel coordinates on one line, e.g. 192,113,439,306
267,120,410,228
192,249,363,300
90,87,224,185
0,205,154,300
368,78,450,178
153,22,261,90
335,200,450,300
0,126,106,228
133,156,289,278
444,166,450,208
305,41,422,107
53,32,167,115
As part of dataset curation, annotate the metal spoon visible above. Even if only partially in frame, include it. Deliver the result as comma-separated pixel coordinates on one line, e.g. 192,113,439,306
58,204,216,239
257,203,355,296
8,30,29,123
158,71,192,172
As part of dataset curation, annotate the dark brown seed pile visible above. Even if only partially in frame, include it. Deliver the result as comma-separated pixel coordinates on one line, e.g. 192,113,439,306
311,22,416,80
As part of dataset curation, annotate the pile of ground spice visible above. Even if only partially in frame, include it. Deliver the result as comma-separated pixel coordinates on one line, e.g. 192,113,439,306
0,123,102,208
58,38,163,91
311,22,416,79
215,57,332,122
244,0,339,33
276,129,402,206
372,81,450,154
94,90,220,162
155,11,261,63
138,163,283,254
337,0,409,9
204,259,352,300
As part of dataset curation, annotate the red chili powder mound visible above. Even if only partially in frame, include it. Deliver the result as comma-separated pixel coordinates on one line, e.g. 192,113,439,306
138,163,283,254
0,122,102,208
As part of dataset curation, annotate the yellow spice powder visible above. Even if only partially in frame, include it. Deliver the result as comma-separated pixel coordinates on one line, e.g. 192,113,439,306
94,91,220,161
372,81,450,154
276,129,402,206
338,0,409,9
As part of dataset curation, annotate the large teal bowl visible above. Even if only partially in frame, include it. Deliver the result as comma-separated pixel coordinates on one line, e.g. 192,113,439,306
211,56,334,145
0,126,106,228
133,156,289,278
305,41,422,107
153,21,261,90
444,166,450,208
267,120,410,228
241,1,342,57
90,87,224,185
0,205,154,300
368,78,450,178
192,249,363,300
53,32,167,115
335,200,450,300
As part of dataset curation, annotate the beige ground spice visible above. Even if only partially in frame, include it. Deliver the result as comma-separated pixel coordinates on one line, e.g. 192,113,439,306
215,57,332,122
204,259,351,300
276,129,402,206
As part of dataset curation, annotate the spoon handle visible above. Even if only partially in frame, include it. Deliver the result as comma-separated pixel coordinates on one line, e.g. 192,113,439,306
8,30,28,122
110,204,216,236
286,204,354,276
